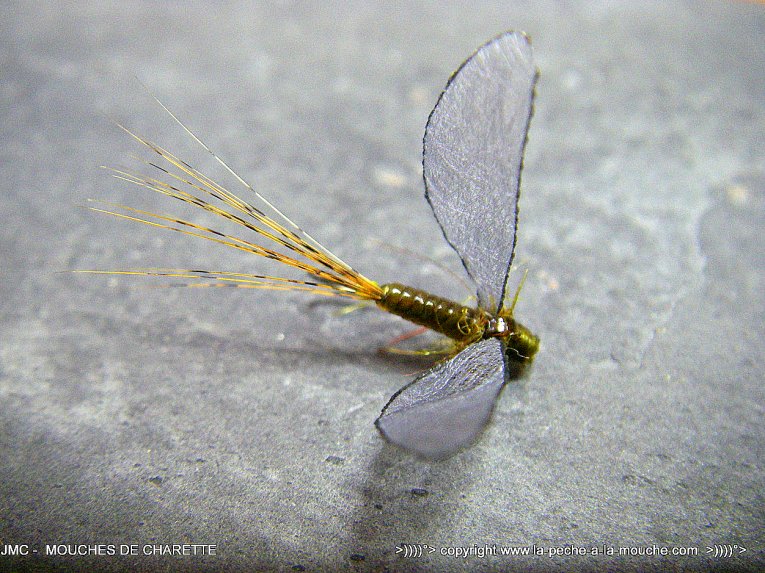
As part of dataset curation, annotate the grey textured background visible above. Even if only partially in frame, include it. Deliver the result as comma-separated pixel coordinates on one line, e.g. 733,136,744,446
1,1,763,571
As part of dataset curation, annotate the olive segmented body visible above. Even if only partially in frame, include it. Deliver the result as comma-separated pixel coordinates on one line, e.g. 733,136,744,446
377,283,487,343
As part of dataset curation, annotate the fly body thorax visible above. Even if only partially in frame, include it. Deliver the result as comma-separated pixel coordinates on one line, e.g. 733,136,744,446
492,310,540,364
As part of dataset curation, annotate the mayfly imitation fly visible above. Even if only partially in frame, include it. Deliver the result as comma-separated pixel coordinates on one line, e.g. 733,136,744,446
83,31,540,459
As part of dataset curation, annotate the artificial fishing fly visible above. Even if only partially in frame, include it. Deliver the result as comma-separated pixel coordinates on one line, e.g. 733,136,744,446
83,31,540,459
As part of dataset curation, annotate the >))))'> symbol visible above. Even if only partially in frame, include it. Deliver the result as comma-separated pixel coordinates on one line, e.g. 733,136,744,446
706,544,746,558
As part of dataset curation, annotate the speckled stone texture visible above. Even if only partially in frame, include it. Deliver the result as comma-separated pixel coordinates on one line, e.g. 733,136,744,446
1,2,763,571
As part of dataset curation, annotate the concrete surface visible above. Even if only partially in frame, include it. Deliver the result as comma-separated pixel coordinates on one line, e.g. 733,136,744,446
1,1,763,571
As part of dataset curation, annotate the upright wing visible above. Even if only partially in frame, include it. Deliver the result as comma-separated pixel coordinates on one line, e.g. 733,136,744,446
423,31,537,312
375,339,506,459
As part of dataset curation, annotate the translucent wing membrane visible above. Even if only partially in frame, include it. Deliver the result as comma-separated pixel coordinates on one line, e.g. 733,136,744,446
423,31,537,312
375,339,506,459
376,32,538,458
80,125,383,301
